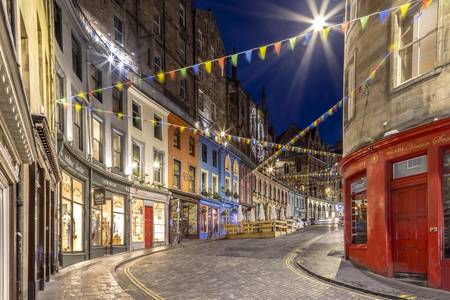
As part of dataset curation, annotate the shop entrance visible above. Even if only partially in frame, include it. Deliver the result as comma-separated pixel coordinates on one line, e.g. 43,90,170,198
144,206,153,248
392,180,428,275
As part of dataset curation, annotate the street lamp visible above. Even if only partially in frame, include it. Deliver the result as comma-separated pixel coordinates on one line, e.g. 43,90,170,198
312,15,326,31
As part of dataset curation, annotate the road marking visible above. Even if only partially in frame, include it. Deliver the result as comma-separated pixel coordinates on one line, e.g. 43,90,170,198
124,266,165,300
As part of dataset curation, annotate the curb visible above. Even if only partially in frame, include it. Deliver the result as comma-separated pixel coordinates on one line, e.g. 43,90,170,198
294,260,411,300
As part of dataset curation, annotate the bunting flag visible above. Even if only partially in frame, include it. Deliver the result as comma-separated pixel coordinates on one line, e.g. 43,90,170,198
360,16,369,30
193,64,200,75
259,46,267,60
400,2,411,17
379,10,389,23
303,32,312,45
231,54,238,66
157,72,165,83
322,27,331,40
273,42,282,55
422,0,432,8
245,50,253,63
115,82,123,91
217,57,225,71
180,68,187,78
204,61,212,74
289,37,297,50
168,70,176,80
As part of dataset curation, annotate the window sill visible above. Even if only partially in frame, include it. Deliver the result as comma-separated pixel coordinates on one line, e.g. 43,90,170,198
391,67,442,95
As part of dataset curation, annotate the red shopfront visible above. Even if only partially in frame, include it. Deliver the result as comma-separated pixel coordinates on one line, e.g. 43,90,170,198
340,118,450,290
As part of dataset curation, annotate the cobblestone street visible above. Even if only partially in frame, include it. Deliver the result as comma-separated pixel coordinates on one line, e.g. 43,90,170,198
116,226,378,300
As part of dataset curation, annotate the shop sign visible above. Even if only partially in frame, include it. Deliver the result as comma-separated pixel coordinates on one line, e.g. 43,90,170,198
93,171,129,192
94,188,107,205
60,148,89,176
351,177,367,195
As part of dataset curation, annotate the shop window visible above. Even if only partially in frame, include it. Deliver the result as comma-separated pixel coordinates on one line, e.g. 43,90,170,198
202,143,207,163
393,155,427,179
91,198,102,246
132,142,142,179
201,169,208,193
102,199,112,246
92,116,103,162
189,136,195,156
132,102,142,130
61,172,84,252
212,150,217,167
213,208,219,234
173,159,181,189
443,150,450,258
201,205,209,232
188,166,195,193
131,200,144,242
153,114,162,140
397,1,438,85
173,127,181,149
112,195,125,245
153,150,164,185
112,131,123,170
212,174,219,194
188,203,198,234
154,203,165,242
351,176,367,244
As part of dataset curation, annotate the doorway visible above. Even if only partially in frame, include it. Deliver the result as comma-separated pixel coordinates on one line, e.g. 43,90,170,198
392,181,428,274
144,206,153,248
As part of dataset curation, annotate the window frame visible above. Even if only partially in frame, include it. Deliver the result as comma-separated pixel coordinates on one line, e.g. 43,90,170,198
71,34,82,80
188,136,195,156
173,127,181,149
153,150,164,185
201,169,208,193
114,15,124,44
188,165,196,193
173,159,182,189
92,115,104,163
112,129,123,171
153,114,163,140
132,101,142,130
132,141,142,179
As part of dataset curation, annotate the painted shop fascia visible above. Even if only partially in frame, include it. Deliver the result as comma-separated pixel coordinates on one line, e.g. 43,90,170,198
340,117,450,290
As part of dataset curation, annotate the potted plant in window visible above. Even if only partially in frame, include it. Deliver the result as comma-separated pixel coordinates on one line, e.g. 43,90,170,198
212,192,220,200
225,189,232,197
233,192,239,199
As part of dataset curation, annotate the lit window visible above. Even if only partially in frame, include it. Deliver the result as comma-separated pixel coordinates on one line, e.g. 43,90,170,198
351,177,367,244
92,116,103,162
154,114,162,140
61,172,84,252
201,169,208,193
153,151,164,184
188,166,196,193
233,160,239,177
132,102,142,130
173,127,181,149
112,131,122,170
225,155,231,172
212,174,218,194
397,1,437,85
173,159,181,189
132,142,142,178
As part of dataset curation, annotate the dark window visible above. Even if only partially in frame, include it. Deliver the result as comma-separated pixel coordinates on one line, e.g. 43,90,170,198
92,117,103,162
112,84,123,117
132,142,141,178
443,150,450,258
296,161,301,173
72,100,83,151
154,54,161,73
173,159,181,189
188,166,195,193
212,150,217,167
112,131,122,170
180,79,187,99
173,128,181,149
284,163,289,175
153,14,161,36
189,136,195,156
179,2,186,28
351,177,367,244
154,115,162,140
202,144,207,163
72,35,82,79
90,65,102,102
179,37,186,62
132,102,142,130
114,16,124,44
56,73,65,132
54,1,62,49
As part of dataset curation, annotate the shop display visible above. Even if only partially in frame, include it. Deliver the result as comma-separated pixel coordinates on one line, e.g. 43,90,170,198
61,172,84,252
154,203,165,242
201,205,209,233
112,195,125,245
132,200,144,242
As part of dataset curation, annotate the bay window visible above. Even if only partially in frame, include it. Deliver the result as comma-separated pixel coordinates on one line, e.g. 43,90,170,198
397,1,438,85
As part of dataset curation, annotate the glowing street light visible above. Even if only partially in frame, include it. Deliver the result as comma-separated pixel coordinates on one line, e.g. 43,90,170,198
312,15,326,31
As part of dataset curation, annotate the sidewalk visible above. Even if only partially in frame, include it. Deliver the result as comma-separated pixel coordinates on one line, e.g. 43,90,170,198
37,239,208,300
296,227,450,300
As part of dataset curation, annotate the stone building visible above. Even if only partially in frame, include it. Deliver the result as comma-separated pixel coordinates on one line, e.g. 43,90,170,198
340,0,450,290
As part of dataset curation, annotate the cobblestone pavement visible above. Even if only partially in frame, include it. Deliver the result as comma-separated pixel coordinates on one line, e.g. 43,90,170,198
118,225,381,300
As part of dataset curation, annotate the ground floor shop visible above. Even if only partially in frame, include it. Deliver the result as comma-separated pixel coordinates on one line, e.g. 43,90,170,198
130,187,169,250
340,118,450,290
199,199,222,239
169,191,200,244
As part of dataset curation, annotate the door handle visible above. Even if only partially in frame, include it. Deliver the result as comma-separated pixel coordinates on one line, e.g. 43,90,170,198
429,226,438,233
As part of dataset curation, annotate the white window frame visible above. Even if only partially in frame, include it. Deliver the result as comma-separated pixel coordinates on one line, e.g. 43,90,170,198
201,169,209,193
132,141,143,179
92,115,103,162
113,15,124,44
153,149,164,185
132,101,142,130
212,174,219,194
112,129,123,170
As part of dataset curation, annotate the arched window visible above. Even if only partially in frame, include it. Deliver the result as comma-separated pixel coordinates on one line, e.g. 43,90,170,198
225,155,231,172
233,160,239,177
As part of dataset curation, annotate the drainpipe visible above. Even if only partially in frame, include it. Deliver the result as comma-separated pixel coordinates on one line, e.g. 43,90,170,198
16,166,24,300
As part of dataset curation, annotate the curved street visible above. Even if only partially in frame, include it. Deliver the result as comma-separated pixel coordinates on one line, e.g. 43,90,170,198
116,226,378,300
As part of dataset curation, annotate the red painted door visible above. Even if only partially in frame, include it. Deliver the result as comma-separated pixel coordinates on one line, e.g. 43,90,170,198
392,184,428,274
144,206,153,248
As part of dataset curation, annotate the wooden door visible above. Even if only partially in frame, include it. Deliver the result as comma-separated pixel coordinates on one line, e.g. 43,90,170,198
392,184,428,274
144,206,153,248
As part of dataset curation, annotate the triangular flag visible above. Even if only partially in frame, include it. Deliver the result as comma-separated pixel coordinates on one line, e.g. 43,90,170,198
231,54,238,66
360,16,369,30
168,70,176,80
273,41,282,55
322,27,331,40
217,57,225,71
204,61,212,74
157,72,165,83
379,10,389,23
193,64,200,75
180,68,187,78
289,37,297,50
303,32,312,45
245,50,253,63
400,3,411,17
422,0,432,8
179,127,186,133
259,46,267,60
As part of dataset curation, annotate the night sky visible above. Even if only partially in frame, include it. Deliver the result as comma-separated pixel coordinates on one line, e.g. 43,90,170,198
195,0,345,146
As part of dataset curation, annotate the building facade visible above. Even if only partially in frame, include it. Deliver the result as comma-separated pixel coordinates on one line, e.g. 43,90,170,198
341,0,450,290
168,113,200,243
252,171,289,221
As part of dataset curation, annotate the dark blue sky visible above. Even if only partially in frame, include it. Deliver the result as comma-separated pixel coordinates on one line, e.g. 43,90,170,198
195,0,344,145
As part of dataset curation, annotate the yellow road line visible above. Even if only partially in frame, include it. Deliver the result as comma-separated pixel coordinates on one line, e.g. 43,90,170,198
124,266,165,300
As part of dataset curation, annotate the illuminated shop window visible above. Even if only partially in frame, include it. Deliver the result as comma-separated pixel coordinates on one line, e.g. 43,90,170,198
154,203,165,242
201,205,209,232
443,150,450,258
112,195,125,245
351,176,367,244
61,172,84,252
131,200,144,242
393,155,427,179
